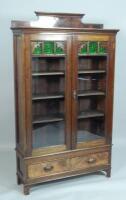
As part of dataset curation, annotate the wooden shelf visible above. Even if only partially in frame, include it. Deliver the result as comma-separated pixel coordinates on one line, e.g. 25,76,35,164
78,54,108,57
32,71,65,76
33,114,64,124
32,92,64,100
78,90,105,97
78,110,104,119
78,70,106,74
32,54,66,58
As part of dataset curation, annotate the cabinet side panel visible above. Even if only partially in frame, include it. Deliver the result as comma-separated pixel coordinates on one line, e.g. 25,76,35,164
105,35,116,144
14,35,27,152
13,35,19,146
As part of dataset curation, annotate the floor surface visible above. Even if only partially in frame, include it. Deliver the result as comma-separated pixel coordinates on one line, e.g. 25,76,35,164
0,140,126,200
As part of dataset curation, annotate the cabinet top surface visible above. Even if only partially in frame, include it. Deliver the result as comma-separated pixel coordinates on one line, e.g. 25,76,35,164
11,11,119,33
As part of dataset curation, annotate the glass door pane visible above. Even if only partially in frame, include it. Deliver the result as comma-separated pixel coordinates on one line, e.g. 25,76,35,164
76,40,108,148
31,38,69,153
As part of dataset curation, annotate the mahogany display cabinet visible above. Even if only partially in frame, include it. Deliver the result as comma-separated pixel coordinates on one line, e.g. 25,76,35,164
11,11,119,194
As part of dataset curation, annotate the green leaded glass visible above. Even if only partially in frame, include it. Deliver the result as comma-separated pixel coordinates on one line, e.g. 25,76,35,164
89,41,98,54
55,42,65,54
79,42,88,54
32,42,43,55
44,41,54,54
99,42,107,54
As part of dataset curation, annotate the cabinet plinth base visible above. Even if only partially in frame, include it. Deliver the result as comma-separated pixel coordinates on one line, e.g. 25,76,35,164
17,176,22,185
22,168,110,195
16,145,111,195
24,185,30,195
106,168,111,177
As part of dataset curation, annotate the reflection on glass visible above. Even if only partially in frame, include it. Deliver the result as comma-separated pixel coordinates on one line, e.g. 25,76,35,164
78,56,107,71
44,41,54,54
55,42,65,54
79,42,88,54
77,96,105,116
77,74,105,144
31,41,66,150
32,42,43,55
99,42,107,54
89,42,98,54
31,41,65,55
78,41,108,55
78,74,106,93
77,118,104,143
32,99,64,122
32,57,65,73
33,121,65,148
76,45,107,145
32,76,65,97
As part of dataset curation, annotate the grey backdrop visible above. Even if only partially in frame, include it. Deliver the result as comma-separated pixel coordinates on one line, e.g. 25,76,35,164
0,0,125,149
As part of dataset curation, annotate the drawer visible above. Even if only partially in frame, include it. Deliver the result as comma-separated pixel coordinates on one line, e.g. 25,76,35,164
28,158,70,179
70,152,109,171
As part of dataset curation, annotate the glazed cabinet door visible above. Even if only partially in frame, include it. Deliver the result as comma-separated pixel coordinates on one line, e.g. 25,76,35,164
28,34,72,156
71,34,114,149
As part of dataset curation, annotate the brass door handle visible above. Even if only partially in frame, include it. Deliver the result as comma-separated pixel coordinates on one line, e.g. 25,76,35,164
43,164,54,171
87,157,96,164
73,90,78,100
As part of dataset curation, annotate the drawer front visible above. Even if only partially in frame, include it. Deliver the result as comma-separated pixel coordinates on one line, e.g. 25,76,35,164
28,159,69,179
27,151,109,179
70,152,109,171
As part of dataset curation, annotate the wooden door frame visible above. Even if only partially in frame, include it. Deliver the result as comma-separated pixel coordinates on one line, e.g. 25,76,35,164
24,33,73,156
71,33,115,150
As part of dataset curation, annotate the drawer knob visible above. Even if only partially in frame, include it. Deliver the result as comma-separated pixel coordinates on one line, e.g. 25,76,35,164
43,164,54,171
87,157,96,164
